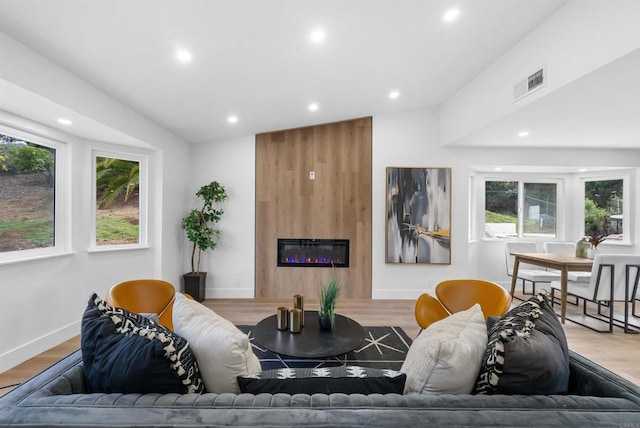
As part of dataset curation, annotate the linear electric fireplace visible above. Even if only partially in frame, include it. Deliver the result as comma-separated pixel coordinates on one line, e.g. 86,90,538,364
277,239,349,268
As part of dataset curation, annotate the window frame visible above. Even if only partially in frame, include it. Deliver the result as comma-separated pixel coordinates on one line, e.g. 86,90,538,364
0,126,71,264
89,149,148,251
481,174,564,241
579,170,632,246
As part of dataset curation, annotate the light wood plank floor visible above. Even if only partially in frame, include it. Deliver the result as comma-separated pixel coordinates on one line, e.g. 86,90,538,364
1,296,639,397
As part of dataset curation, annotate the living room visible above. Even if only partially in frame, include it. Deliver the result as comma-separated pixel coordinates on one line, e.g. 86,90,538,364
1,0,639,387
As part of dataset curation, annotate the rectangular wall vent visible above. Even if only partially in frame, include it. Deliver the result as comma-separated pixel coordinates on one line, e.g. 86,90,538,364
513,67,546,102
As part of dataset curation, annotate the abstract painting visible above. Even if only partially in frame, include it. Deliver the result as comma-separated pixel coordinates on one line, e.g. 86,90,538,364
386,167,451,264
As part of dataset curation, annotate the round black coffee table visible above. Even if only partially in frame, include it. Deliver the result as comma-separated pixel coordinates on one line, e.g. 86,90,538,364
252,311,364,359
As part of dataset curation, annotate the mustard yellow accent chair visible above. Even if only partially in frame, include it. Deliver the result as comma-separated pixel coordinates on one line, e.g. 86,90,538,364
414,293,451,330
415,279,513,330
106,279,179,331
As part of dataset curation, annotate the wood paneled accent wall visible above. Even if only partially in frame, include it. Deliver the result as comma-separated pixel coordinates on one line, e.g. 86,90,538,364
255,117,372,299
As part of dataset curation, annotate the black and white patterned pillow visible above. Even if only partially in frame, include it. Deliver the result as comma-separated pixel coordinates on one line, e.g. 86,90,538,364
237,365,406,394
474,290,569,395
81,293,205,394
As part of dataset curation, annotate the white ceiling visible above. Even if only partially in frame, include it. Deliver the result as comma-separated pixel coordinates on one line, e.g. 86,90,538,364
0,0,571,145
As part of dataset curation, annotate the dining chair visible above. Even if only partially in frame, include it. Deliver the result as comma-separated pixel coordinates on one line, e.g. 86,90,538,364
543,241,585,304
505,241,560,297
414,279,512,330
543,241,576,254
106,279,178,331
550,254,640,333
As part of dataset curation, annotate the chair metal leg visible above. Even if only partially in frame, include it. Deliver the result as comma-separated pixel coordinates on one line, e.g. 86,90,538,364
555,263,640,334
629,264,640,319
555,289,638,334
623,264,640,333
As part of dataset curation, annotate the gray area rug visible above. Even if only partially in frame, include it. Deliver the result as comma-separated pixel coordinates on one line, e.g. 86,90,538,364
237,325,413,371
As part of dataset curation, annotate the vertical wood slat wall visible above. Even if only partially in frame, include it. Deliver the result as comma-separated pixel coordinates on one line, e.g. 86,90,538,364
255,117,372,299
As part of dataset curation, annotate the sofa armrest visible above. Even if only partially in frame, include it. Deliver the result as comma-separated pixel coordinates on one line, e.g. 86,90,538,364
568,350,640,404
0,349,86,405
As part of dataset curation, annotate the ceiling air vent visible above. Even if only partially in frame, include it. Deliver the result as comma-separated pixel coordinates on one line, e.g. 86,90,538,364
513,67,546,102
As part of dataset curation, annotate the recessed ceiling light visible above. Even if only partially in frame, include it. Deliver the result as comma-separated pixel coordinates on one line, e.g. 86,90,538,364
494,167,502,171
57,118,72,125
176,50,192,63
389,91,400,99
578,168,587,172
227,115,238,124
443,8,460,22
308,103,319,112
310,29,325,43
517,131,529,137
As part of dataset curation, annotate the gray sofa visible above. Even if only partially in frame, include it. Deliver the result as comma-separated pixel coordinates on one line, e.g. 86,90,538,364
1,349,639,427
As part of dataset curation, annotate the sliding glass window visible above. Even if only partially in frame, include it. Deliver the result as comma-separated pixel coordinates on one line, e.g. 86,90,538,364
485,179,558,239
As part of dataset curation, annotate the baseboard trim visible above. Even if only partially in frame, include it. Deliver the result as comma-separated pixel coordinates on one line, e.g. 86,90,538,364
0,321,80,374
205,287,255,299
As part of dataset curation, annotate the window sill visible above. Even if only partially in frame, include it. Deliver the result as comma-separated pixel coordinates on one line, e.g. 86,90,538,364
0,250,77,266
87,244,150,253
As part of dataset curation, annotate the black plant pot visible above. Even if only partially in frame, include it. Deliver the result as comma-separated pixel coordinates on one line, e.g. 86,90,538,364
319,315,333,331
183,272,207,302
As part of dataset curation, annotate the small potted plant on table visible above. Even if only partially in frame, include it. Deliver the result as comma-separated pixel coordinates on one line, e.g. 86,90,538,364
318,267,342,331
182,181,227,301
587,232,607,259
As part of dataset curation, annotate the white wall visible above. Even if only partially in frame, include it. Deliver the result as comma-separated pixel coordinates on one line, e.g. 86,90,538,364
0,33,191,372
440,0,640,145
188,136,256,298
371,108,475,299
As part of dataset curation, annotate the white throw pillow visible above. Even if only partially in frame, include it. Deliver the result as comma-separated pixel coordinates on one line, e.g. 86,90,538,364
401,303,487,395
172,293,261,393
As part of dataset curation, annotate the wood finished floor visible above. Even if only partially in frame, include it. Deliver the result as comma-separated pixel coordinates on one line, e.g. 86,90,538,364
1,294,639,397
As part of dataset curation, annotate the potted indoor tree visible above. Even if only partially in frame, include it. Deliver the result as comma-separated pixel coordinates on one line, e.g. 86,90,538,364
318,267,342,330
182,181,228,301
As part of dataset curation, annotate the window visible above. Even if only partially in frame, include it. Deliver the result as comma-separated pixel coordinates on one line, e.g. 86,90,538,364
485,179,558,239
584,178,624,241
0,130,67,261
92,152,146,249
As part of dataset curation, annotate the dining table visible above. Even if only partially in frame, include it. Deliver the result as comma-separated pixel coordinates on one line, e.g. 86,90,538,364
509,252,594,323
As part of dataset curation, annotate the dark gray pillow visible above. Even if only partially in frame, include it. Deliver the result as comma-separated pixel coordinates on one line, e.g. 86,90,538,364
474,291,569,395
237,366,406,395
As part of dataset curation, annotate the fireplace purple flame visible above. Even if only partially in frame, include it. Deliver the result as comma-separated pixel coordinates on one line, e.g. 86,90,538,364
277,239,349,268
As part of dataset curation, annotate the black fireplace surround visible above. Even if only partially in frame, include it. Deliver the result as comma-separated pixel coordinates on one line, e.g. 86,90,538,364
277,239,349,268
